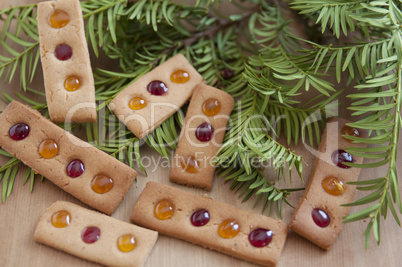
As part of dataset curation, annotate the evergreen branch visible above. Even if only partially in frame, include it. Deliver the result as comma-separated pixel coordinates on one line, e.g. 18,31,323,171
217,165,304,218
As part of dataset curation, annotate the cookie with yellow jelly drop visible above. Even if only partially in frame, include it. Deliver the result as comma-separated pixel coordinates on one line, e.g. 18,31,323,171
289,117,367,250
109,54,204,139
169,83,234,190
37,0,96,123
0,101,136,215
131,182,288,267
34,201,158,267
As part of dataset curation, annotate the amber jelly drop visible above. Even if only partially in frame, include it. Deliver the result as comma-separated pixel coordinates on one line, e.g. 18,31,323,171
81,227,100,244
154,200,175,220
117,234,136,252
331,149,354,169
64,76,81,92
51,210,71,228
170,70,190,83
312,208,330,228
195,122,214,142
49,9,70,28
191,209,210,227
128,96,147,110
202,99,221,116
180,156,200,173
55,44,72,61
91,174,114,194
147,80,168,96
249,228,273,248
341,125,360,143
322,176,345,196
66,159,84,178
9,123,30,140
39,139,59,159
218,219,240,239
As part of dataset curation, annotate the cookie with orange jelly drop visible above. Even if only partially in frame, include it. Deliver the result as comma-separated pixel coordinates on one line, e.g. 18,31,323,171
38,0,96,123
0,101,136,215
290,117,367,250
34,201,158,267
109,54,204,139
170,83,234,190
131,182,288,267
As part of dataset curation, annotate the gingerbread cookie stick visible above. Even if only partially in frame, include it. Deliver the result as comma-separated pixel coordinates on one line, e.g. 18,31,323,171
34,201,158,267
109,54,204,139
38,0,96,123
0,101,136,215
289,117,367,250
169,83,234,190
131,182,288,267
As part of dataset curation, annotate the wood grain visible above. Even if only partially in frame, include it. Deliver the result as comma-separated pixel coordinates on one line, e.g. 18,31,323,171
1,1,401,267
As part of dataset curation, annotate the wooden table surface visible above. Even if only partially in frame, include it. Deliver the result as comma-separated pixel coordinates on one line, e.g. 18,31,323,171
1,1,401,267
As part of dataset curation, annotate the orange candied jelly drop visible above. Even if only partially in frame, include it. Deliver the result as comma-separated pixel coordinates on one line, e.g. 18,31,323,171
322,176,345,196
38,139,59,159
180,156,200,173
170,70,190,83
202,98,221,116
128,96,147,110
117,234,136,252
49,9,70,29
64,76,81,92
91,174,114,194
154,199,175,220
51,210,71,228
218,219,240,239
341,125,360,143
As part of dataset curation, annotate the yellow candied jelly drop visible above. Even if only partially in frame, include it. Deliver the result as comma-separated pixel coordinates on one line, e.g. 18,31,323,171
91,174,114,194
180,156,200,173
38,139,59,159
170,70,190,83
322,176,345,196
117,234,136,252
64,76,81,92
341,125,360,143
154,199,175,220
202,98,221,116
49,9,70,29
128,96,147,110
218,219,240,239
51,210,71,228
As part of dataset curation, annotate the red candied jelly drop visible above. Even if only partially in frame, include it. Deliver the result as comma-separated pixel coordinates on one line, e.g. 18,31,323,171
195,122,214,142
331,149,354,169
248,228,273,248
9,123,30,140
312,208,330,228
81,226,100,244
190,209,210,227
147,80,168,96
55,43,72,61
66,159,85,178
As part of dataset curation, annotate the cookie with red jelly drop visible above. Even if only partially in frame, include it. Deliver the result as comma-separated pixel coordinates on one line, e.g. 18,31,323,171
35,201,158,266
109,54,204,139
38,0,96,123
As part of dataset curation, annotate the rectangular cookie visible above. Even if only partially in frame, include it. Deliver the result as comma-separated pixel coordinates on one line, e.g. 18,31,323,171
0,101,136,215
109,54,204,139
131,182,288,267
38,0,96,123
289,117,367,250
34,201,158,267
169,83,234,190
